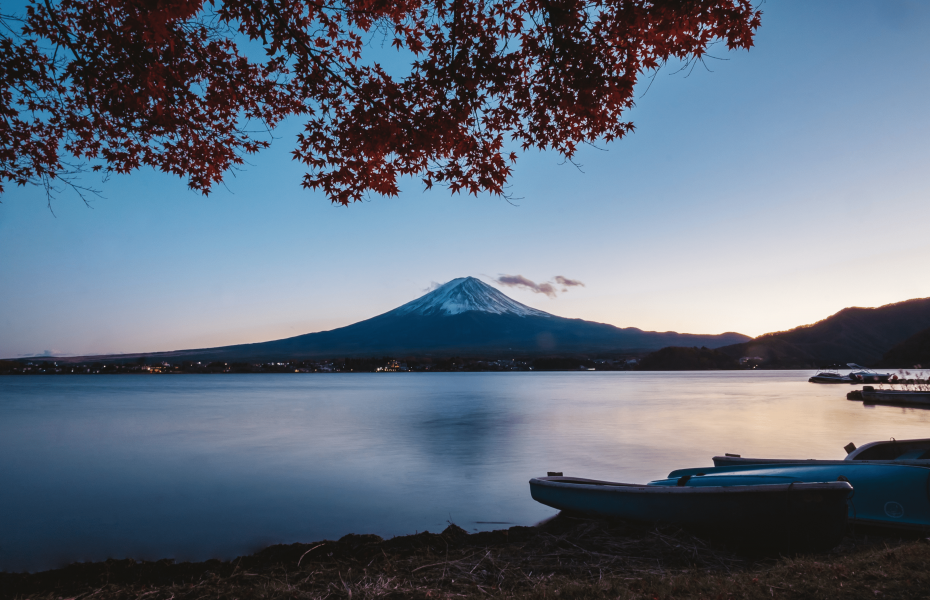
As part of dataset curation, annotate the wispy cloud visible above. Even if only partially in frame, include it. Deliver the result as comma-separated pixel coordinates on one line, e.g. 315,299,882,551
497,275,557,297
422,281,443,293
554,276,585,290
495,275,585,298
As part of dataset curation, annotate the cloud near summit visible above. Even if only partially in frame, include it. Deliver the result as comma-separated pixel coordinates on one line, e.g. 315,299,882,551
554,276,584,289
495,275,585,298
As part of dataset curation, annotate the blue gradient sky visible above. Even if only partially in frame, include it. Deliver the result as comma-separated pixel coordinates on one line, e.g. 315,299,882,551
2,0,930,358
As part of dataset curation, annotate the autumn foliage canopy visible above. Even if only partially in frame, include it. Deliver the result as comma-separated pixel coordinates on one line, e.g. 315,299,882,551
1,0,760,204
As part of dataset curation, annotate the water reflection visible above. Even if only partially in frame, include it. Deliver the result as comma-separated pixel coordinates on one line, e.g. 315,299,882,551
862,402,930,411
1,372,929,572
405,395,526,466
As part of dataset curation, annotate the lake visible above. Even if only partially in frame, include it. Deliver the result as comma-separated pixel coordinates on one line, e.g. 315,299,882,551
2,371,928,572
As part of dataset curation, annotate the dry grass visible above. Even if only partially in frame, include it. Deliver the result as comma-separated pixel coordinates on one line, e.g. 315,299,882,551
3,515,930,600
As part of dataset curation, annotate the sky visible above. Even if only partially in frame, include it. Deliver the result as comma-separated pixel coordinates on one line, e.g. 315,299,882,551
2,0,930,358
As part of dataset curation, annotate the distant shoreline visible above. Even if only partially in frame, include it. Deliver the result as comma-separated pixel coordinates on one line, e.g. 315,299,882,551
0,365,835,375
0,355,664,375
4,353,918,376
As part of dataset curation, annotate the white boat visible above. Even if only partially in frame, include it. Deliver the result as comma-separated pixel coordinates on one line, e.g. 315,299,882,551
809,369,855,384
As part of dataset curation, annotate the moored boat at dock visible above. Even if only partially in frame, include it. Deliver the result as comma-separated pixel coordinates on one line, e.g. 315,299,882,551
809,369,855,384
847,363,893,383
808,364,892,384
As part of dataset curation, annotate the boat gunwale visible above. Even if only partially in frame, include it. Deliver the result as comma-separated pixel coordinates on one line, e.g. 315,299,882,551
712,457,930,467
530,477,852,495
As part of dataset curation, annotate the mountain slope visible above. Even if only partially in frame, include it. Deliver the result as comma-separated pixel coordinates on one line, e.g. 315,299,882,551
878,326,930,368
46,277,749,363
637,346,738,371
719,297,930,367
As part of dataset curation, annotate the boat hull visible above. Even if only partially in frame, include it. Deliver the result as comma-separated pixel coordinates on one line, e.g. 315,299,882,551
714,438,930,468
530,476,850,552
847,365,892,383
809,375,855,384
853,373,892,383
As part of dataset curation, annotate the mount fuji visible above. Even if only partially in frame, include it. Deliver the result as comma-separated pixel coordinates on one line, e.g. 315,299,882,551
53,277,750,363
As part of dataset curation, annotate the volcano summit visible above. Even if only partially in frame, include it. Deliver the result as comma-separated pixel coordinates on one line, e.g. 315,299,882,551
52,277,749,363
392,277,551,318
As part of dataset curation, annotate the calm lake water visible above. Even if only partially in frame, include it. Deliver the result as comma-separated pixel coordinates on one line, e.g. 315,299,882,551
2,371,929,572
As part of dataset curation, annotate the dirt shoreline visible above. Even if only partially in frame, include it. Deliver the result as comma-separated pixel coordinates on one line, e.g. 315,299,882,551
3,515,929,600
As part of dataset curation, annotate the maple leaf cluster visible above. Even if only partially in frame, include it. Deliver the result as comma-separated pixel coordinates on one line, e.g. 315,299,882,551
1,0,760,204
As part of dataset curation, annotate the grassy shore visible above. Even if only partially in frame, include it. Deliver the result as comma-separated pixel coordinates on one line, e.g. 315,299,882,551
3,515,929,600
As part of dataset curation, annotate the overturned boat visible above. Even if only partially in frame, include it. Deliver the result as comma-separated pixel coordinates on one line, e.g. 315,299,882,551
529,473,851,552
714,438,930,468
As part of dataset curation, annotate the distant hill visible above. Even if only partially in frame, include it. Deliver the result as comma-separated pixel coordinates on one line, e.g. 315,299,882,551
878,327,930,369
718,297,930,367
42,277,750,364
637,346,738,371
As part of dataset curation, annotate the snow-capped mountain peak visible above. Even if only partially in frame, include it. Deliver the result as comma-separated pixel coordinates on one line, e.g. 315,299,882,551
390,277,552,318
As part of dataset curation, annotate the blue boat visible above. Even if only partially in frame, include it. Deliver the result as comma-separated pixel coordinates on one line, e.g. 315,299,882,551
714,438,930,468
667,463,930,531
530,474,851,552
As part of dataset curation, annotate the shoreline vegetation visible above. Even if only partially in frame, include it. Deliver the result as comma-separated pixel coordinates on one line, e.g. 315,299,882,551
0,353,722,375
3,515,929,600
0,354,687,375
